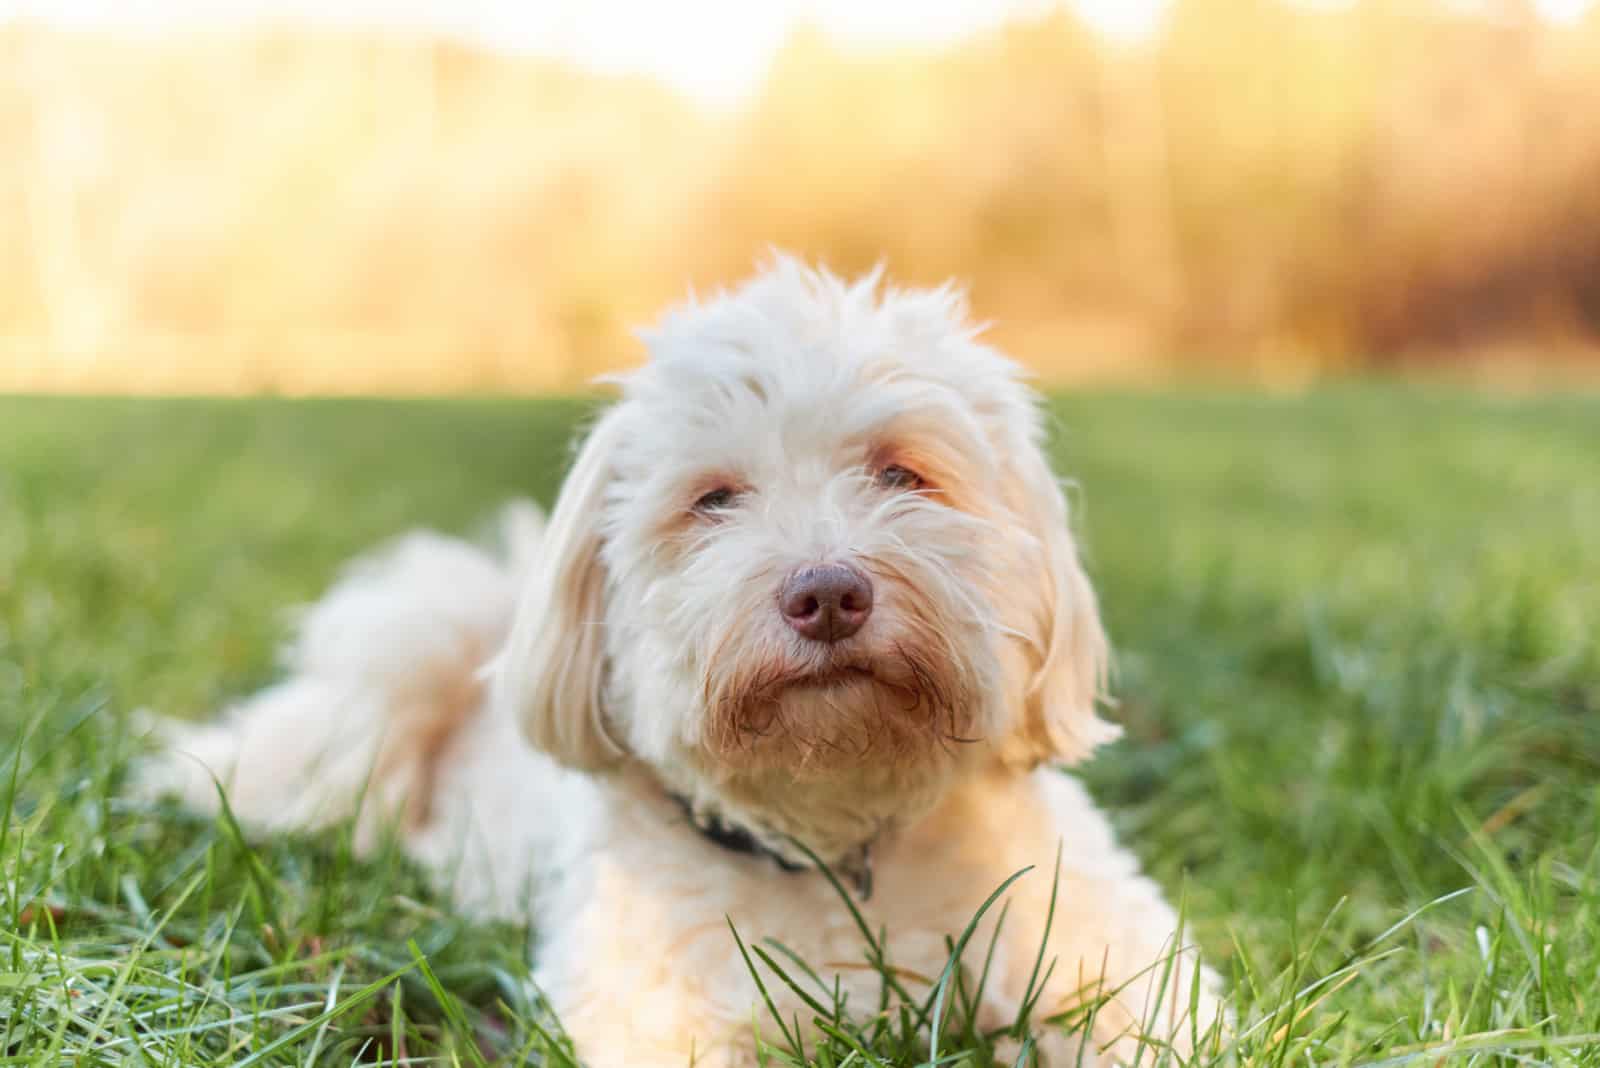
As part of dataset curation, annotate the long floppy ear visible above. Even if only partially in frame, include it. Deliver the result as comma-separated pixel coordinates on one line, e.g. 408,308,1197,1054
492,408,628,771
998,417,1119,769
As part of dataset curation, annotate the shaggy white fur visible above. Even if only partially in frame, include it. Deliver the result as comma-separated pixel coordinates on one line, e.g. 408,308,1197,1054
140,257,1220,1066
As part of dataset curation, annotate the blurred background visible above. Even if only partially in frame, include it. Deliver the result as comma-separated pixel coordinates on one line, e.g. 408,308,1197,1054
2,0,1598,394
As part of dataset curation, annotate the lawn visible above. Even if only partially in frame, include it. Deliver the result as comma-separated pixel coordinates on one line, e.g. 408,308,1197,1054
2,387,1597,1065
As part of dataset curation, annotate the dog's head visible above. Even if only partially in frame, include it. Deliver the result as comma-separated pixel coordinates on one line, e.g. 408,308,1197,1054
495,258,1115,857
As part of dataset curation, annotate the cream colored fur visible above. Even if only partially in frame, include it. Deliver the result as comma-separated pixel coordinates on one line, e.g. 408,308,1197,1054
139,257,1220,1066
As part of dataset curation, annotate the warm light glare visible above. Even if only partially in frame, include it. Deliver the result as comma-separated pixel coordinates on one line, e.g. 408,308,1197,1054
1070,0,1169,41
1445,0,1595,20
1535,0,1593,24
0,0,1055,106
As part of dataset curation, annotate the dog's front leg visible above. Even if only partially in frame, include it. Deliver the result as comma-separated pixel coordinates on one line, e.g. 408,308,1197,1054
533,948,760,1067
1012,772,1224,1065
529,848,777,1068
541,983,752,1068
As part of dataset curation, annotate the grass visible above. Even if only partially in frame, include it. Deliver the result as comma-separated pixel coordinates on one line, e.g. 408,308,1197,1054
1,385,1597,1065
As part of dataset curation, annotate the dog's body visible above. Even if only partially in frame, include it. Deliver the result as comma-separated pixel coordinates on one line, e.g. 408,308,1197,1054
142,259,1219,1066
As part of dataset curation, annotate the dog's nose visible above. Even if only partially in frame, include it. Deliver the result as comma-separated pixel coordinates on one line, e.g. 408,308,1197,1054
779,564,873,642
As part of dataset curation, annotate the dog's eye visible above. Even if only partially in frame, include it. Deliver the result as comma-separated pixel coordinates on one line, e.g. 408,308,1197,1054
692,487,740,515
876,464,926,492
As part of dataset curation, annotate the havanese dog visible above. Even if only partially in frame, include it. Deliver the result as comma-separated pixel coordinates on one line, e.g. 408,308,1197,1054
140,257,1221,1066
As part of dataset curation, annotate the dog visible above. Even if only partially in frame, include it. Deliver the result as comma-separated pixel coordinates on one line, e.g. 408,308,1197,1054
139,257,1221,1066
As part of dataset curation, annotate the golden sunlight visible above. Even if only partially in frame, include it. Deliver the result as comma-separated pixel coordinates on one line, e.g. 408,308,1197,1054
2,0,1598,392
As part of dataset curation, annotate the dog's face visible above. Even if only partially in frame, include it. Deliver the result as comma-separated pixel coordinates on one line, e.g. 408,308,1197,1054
496,259,1115,856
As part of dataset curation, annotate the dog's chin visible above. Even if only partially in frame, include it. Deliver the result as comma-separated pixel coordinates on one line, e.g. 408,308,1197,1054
669,653,988,865
701,653,978,779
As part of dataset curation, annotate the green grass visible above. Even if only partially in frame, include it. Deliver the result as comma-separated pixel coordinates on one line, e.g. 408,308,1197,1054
2,387,1597,1065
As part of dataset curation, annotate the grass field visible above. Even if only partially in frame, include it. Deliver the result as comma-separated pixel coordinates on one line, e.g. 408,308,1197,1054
2,388,1597,1065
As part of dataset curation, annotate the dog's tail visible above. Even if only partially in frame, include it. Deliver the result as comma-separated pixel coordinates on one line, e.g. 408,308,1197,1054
132,501,545,846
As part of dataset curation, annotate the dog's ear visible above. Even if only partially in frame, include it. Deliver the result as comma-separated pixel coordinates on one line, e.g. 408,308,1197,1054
493,409,627,771
997,417,1119,769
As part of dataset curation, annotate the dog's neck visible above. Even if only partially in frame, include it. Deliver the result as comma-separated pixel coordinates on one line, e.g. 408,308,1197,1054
636,754,971,898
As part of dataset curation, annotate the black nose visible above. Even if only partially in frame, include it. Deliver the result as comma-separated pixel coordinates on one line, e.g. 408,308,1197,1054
779,564,874,642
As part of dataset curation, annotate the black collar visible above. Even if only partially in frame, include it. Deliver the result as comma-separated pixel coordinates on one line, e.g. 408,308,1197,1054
672,794,808,871
670,793,874,899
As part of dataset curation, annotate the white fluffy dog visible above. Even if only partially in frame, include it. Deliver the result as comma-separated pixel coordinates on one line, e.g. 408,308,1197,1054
142,258,1219,1066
